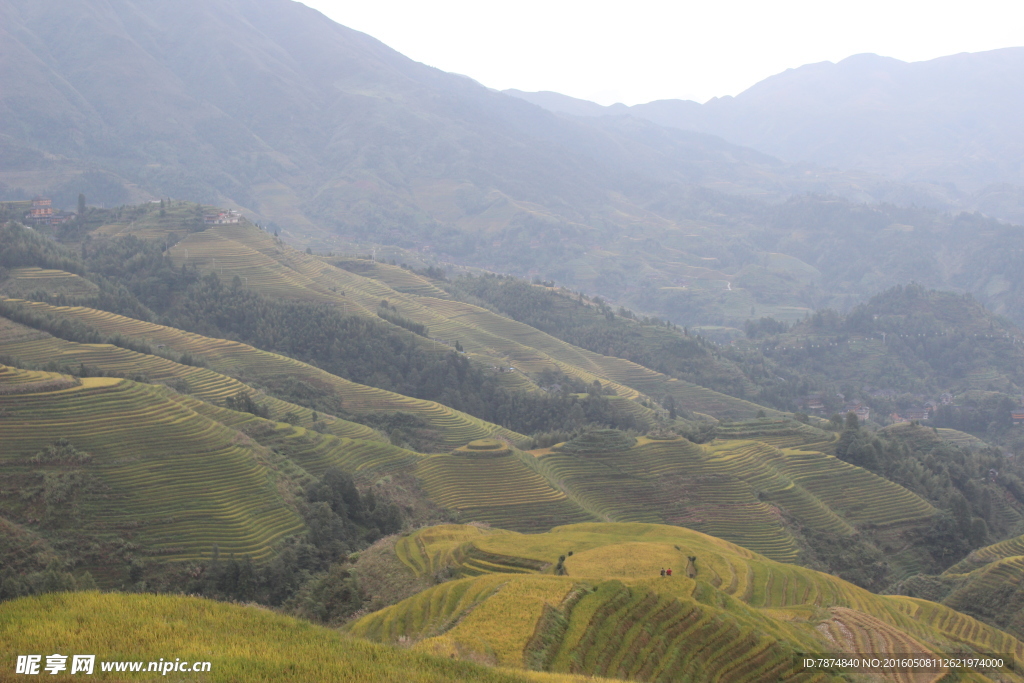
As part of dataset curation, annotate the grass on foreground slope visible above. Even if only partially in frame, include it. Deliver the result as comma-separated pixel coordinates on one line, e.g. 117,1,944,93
0,297,526,450
531,434,935,562
0,366,305,563
0,592,606,683
350,523,1022,682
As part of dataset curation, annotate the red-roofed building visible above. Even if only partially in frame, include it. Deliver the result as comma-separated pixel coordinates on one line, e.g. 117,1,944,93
25,197,71,226
28,197,52,219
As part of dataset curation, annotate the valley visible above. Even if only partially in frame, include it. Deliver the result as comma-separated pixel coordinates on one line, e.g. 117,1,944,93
3,205,1024,680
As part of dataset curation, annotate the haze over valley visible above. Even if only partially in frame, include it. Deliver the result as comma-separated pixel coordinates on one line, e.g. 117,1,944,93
3,1,1024,681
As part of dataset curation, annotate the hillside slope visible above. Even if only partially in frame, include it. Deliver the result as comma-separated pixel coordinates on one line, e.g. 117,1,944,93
0,297,527,449
896,533,1024,643
0,365,305,567
348,523,1023,682
166,220,782,420
0,592,603,682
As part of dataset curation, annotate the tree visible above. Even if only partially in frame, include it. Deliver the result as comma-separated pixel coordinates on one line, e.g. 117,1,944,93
663,395,677,421
77,193,86,216
845,411,860,431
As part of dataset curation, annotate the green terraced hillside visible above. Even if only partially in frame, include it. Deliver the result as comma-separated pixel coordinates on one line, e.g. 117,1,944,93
0,360,430,591
0,316,378,441
532,435,935,562
0,297,527,450
0,267,99,298
882,422,992,452
0,366,304,563
157,222,781,421
0,298,940,567
893,532,1024,642
417,444,595,533
348,523,1023,682
713,418,833,448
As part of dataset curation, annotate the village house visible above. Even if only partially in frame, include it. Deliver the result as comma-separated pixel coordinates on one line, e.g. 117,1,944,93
29,196,52,220
801,394,825,413
904,407,930,422
1012,411,1024,425
25,197,72,226
203,209,241,225
844,401,871,423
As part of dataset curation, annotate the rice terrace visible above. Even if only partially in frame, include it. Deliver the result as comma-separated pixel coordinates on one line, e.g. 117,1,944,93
4,1,1024,681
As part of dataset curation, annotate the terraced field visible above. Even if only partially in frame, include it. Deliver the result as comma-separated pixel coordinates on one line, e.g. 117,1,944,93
714,418,833,448
171,226,345,303
0,363,74,391
0,321,378,440
935,427,990,449
0,366,304,562
765,445,937,528
162,223,779,421
532,437,934,561
883,422,991,452
0,592,602,683
166,396,422,480
349,523,1024,682
933,556,1024,639
1,298,526,450
946,534,1024,575
0,299,939,561
417,449,594,532
330,257,452,298
0,266,98,297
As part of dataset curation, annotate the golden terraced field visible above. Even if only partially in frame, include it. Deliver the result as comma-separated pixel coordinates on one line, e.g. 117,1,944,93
0,592,612,683
349,523,1023,682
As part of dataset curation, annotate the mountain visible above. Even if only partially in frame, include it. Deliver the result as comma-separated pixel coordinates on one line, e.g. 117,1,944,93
8,0,1024,336
0,0,810,230
508,49,1024,221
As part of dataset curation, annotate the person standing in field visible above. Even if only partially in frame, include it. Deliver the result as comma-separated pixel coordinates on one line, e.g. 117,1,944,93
660,568,666,577
667,568,673,577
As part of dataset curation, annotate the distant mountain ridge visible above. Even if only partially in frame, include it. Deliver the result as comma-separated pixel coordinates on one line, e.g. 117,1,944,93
6,0,1024,333
507,48,1024,221
0,0,807,225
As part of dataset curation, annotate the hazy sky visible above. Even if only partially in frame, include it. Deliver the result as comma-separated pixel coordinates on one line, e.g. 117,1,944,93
303,0,1023,105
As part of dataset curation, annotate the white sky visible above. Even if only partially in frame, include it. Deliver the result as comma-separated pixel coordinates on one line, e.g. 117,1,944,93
302,0,1023,105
